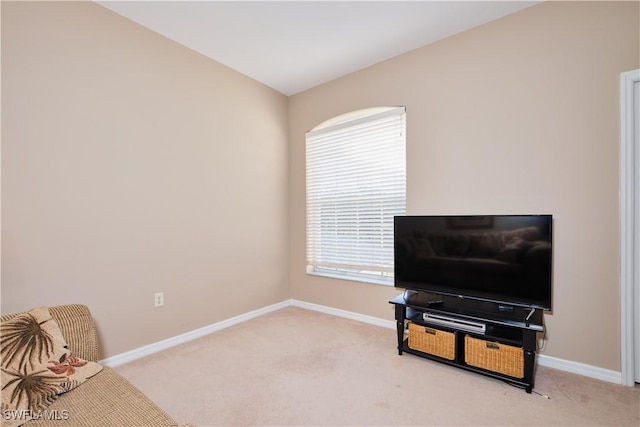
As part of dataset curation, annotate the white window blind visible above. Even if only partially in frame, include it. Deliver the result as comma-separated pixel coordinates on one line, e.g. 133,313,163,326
306,106,406,285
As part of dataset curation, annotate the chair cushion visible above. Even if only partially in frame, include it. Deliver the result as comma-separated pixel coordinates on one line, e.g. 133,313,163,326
24,367,178,427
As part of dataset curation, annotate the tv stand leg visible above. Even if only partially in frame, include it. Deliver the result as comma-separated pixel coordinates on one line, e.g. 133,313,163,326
396,320,404,355
394,304,406,355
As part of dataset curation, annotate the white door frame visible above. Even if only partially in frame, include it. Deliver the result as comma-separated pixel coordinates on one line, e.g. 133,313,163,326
620,68,639,386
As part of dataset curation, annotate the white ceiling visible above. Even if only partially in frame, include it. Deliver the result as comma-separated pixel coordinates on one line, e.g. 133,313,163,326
97,1,541,96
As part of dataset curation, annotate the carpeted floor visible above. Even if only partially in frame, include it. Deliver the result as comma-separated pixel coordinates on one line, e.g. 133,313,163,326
116,307,640,426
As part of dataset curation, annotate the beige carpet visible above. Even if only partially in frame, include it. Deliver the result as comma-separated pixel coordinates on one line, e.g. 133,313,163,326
116,307,640,426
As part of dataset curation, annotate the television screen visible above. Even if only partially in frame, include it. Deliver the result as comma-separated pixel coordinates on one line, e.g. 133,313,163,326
394,215,552,310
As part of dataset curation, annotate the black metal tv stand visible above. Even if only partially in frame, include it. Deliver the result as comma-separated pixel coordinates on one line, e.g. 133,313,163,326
389,291,544,393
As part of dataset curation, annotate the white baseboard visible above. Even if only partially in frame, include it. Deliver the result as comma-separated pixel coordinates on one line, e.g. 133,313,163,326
290,299,396,330
100,299,292,367
536,354,621,385
101,299,624,386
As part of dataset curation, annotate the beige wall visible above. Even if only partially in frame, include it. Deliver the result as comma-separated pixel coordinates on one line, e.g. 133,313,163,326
289,1,640,371
1,2,290,358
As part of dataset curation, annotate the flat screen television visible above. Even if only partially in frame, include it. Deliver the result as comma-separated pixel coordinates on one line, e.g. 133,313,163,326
394,214,552,310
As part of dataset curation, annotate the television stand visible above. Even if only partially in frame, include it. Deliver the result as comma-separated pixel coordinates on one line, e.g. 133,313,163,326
389,292,544,393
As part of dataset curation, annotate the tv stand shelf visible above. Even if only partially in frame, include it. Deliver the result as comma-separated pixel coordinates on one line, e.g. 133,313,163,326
390,292,543,393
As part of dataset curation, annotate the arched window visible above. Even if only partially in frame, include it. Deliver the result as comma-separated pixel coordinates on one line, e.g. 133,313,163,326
306,106,406,285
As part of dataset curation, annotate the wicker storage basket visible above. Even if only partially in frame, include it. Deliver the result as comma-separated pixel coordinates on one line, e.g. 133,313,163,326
408,322,456,360
464,335,524,378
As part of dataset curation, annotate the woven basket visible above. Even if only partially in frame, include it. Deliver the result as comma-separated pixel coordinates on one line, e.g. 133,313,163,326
464,335,524,378
408,322,455,360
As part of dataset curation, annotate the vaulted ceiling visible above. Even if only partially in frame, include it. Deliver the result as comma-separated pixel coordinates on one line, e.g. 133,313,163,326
98,1,540,95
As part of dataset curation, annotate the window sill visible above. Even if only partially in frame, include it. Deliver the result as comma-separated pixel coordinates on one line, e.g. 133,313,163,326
307,270,393,287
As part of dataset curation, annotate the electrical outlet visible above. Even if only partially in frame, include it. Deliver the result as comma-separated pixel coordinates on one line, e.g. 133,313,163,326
154,292,164,307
